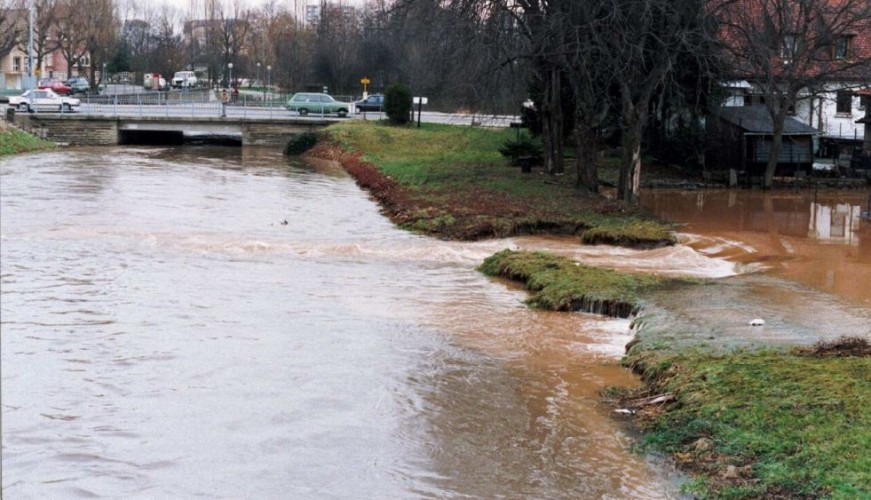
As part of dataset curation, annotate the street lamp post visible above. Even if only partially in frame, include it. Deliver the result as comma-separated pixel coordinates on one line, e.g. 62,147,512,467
228,62,233,89
256,62,261,101
267,65,272,106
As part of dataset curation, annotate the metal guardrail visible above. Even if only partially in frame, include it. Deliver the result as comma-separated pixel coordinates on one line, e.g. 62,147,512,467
71,90,296,118
3,89,521,127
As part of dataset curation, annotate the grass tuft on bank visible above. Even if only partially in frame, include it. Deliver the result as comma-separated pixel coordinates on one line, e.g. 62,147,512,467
479,250,665,317
320,121,675,246
0,125,55,156
623,338,871,499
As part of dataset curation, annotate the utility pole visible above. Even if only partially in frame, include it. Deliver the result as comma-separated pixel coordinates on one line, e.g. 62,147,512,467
27,0,35,88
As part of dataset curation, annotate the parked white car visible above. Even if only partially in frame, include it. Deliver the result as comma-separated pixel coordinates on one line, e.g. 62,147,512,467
172,71,198,89
9,89,81,113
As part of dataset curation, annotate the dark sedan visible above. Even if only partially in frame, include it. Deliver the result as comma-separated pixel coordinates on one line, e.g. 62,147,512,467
355,94,384,113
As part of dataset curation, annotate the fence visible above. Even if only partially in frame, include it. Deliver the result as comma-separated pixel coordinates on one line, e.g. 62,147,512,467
72,89,361,119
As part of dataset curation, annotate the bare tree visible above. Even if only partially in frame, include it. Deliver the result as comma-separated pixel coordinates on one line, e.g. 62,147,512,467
313,0,359,93
592,0,714,203
270,10,313,91
119,1,157,75
516,0,572,176
20,0,58,78
77,0,118,88
53,0,88,78
562,2,614,192
216,0,251,87
151,5,185,79
717,0,871,188
1,0,25,59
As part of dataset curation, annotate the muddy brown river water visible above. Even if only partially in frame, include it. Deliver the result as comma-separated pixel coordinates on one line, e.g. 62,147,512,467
2,147,868,498
641,189,871,307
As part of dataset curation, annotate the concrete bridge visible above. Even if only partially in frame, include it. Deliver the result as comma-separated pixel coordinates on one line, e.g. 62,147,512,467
8,112,338,147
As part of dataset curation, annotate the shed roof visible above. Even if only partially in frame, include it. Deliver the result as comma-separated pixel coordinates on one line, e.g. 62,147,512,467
715,106,820,135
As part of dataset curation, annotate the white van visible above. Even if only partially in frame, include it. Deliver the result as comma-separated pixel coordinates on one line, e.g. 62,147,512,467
172,71,198,89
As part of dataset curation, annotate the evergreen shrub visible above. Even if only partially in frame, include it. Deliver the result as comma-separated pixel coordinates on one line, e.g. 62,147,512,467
384,84,412,125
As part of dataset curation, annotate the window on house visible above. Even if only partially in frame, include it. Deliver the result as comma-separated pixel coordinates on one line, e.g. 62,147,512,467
782,34,801,60
13,57,21,72
834,36,853,59
835,91,852,114
859,95,868,111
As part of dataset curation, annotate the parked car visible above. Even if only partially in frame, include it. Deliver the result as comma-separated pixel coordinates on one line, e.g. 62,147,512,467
9,89,81,113
65,76,91,94
37,78,71,95
285,92,350,117
171,71,198,89
354,94,384,113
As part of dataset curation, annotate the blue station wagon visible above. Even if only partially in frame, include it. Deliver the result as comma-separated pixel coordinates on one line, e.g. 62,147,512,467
285,93,350,117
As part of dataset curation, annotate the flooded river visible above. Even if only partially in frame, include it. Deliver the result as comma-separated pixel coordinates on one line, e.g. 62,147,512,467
638,188,871,353
0,147,692,498
642,189,871,307
1,146,865,498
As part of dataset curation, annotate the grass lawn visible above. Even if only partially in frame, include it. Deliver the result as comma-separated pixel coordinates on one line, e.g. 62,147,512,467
319,121,675,246
623,340,871,498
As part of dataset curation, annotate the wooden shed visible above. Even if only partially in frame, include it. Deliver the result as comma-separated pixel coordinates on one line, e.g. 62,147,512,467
858,112,870,155
854,111,870,175
706,106,819,176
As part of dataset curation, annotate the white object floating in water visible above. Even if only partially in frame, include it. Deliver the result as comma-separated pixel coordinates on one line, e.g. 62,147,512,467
749,318,765,326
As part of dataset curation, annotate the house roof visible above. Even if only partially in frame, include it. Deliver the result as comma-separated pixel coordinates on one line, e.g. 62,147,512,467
715,106,821,135
715,0,871,81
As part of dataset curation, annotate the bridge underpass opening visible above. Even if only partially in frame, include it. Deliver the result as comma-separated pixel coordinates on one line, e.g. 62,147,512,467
119,130,243,147
119,130,184,145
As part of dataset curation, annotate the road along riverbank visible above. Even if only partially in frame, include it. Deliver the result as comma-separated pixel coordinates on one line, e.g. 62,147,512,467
310,120,871,498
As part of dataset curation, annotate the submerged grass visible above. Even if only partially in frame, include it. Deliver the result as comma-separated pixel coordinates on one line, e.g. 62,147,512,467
624,340,871,498
479,250,665,317
321,121,675,246
0,125,55,156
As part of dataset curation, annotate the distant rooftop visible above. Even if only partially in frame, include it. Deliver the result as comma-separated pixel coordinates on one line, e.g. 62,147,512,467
715,106,821,135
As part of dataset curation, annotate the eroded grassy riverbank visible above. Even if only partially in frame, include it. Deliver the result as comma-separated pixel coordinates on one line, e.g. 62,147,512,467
309,121,870,499
624,339,871,498
0,124,55,156
313,121,675,246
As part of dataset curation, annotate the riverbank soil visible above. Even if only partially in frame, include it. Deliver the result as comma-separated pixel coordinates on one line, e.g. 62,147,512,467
311,121,675,247
311,121,870,498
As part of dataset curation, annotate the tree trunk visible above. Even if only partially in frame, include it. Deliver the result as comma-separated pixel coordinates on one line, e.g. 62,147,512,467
575,124,599,192
540,66,564,175
763,109,787,189
618,94,646,204
619,124,643,204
